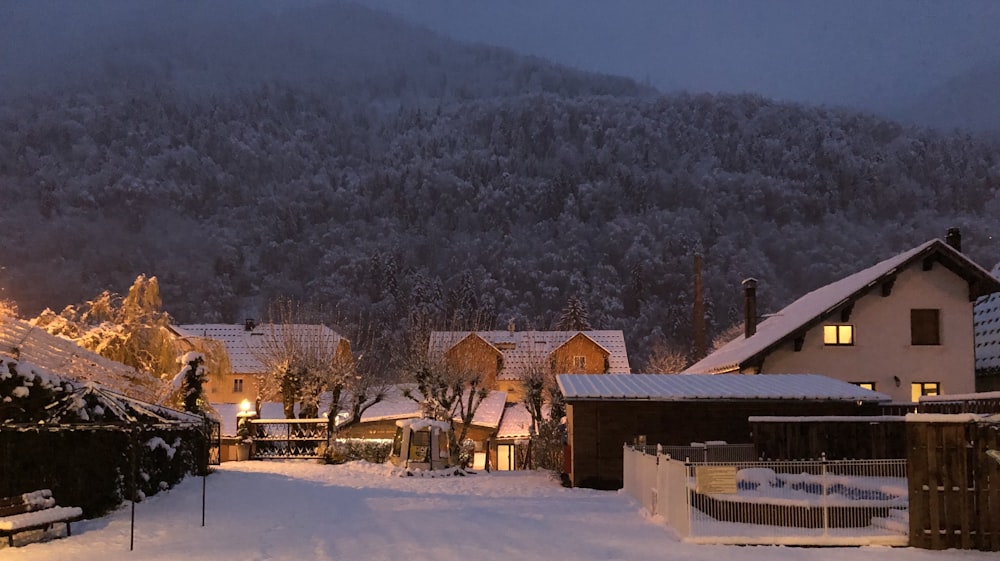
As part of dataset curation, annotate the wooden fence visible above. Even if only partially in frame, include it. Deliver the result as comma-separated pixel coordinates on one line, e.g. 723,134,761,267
750,416,906,460
907,417,1000,551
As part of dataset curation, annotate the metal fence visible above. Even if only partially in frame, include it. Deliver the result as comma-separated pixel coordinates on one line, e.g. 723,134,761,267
622,445,909,546
249,419,328,459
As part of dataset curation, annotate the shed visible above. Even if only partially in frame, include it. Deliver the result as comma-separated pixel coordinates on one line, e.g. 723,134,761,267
558,373,891,489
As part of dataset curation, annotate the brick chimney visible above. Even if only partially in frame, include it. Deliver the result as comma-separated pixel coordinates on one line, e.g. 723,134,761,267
946,228,962,252
742,278,759,338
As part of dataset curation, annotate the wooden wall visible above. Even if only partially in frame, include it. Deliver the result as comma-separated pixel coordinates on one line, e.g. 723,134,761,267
751,418,906,460
907,420,1000,551
566,399,879,489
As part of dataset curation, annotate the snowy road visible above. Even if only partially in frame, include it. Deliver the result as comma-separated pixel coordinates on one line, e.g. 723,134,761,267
4,461,994,561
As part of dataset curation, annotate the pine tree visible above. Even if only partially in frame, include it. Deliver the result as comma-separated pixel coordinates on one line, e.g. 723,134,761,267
558,294,591,331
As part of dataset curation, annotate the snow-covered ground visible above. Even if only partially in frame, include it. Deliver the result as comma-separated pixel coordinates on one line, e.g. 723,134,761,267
5,461,995,561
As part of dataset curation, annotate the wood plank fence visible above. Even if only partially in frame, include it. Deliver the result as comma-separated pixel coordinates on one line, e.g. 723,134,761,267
907,417,1000,551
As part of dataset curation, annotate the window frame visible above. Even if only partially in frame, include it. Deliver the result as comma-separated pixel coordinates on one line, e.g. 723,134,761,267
572,355,586,369
911,381,940,402
823,324,855,346
232,378,244,394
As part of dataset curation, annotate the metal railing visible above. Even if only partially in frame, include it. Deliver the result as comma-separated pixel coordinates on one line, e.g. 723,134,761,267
248,419,329,459
622,445,909,546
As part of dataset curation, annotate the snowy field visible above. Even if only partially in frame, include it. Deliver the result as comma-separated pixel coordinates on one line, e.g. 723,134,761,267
4,461,995,561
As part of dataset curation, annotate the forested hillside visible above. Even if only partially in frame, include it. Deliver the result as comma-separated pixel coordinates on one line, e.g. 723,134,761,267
2,1,1000,369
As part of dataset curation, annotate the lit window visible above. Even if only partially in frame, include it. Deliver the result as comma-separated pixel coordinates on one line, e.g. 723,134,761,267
853,382,876,391
911,382,940,402
911,309,940,345
233,378,244,393
573,356,586,369
823,325,854,345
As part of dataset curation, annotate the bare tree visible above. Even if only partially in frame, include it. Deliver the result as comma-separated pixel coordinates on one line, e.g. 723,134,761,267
643,339,690,373
403,359,489,466
253,299,389,454
712,322,745,351
401,320,491,467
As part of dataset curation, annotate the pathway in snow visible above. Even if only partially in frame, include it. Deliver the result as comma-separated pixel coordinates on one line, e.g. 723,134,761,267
4,461,995,561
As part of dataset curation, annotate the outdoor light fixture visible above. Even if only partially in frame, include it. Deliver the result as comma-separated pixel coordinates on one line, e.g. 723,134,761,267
240,398,251,412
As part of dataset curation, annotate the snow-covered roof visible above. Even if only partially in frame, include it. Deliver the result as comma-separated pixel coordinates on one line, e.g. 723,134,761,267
212,385,508,436
172,323,346,374
0,315,165,403
495,402,533,440
686,238,1000,374
428,330,631,379
974,262,1000,376
558,373,892,402
1,355,203,426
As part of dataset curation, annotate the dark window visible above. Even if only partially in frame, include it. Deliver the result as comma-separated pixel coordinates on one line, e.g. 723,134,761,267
911,309,940,345
233,378,244,393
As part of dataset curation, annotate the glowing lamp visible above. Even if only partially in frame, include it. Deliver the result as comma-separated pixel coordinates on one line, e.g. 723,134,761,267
240,399,251,413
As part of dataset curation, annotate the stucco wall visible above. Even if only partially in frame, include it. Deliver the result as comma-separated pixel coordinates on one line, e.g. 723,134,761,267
761,261,975,402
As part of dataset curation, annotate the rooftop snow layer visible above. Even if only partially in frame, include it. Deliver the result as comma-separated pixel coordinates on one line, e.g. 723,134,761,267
0,315,165,403
687,239,1000,374
557,373,892,402
428,330,630,380
173,323,346,374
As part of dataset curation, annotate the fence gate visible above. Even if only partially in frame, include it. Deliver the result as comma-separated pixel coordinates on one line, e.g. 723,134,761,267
249,419,328,459
205,420,221,466
907,418,1000,551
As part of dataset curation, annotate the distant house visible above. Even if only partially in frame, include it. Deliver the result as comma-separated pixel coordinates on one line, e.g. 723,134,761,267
559,373,890,489
428,328,631,402
973,263,1000,392
685,230,1000,403
170,320,351,404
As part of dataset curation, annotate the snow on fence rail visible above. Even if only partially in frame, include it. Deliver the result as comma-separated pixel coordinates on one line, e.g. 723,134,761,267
622,444,909,546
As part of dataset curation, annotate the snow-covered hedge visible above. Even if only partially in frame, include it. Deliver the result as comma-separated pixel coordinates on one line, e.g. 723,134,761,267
0,356,210,517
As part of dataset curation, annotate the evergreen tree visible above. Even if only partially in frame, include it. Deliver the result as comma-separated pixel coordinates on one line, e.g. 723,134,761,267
172,352,208,415
558,294,591,331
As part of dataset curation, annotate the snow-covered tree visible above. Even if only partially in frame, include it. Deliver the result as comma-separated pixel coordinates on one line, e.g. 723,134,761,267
30,275,186,395
171,352,208,415
557,294,591,331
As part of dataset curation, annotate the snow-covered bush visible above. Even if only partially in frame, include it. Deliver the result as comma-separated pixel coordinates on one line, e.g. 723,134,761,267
322,439,392,465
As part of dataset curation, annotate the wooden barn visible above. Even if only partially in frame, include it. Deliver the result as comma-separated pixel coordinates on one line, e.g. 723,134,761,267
558,373,891,489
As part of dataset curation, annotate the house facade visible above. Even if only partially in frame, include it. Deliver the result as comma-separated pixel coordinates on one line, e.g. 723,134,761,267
428,329,631,402
685,231,1000,403
171,320,351,404
973,263,1000,392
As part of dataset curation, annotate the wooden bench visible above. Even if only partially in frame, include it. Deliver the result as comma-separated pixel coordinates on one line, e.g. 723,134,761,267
0,490,83,547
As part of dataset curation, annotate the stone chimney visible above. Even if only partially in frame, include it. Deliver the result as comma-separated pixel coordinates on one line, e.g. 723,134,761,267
946,227,962,252
742,278,759,338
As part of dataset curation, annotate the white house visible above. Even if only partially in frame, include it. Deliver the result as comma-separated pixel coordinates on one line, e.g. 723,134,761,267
685,230,1000,403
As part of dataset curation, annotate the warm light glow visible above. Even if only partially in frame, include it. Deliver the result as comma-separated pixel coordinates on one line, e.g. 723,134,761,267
823,324,853,345
240,398,251,412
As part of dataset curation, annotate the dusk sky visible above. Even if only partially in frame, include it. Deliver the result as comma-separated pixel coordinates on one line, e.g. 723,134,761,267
357,0,1000,115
